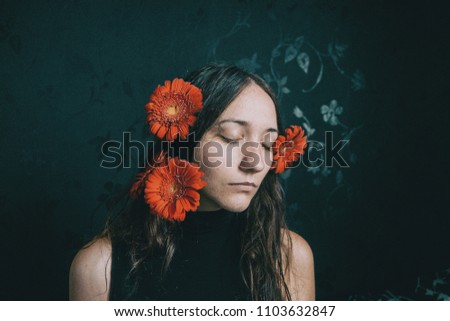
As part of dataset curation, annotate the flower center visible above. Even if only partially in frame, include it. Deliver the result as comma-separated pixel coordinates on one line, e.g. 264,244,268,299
166,104,179,116
280,141,293,155
169,183,178,194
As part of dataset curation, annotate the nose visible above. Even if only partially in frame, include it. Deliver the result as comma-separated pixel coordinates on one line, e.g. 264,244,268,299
239,141,265,172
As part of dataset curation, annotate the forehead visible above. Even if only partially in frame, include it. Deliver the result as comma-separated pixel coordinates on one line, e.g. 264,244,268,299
215,83,278,131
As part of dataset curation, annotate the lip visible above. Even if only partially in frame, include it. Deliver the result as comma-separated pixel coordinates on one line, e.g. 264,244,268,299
229,182,257,187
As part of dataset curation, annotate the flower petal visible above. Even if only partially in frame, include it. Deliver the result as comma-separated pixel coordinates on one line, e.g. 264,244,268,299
141,155,206,221
145,78,203,143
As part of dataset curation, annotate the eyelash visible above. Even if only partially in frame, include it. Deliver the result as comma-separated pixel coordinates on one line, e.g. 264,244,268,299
221,136,240,145
221,136,273,150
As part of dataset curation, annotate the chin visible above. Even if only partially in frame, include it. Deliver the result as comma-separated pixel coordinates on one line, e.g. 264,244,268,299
223,204,249,213
220,196,252,213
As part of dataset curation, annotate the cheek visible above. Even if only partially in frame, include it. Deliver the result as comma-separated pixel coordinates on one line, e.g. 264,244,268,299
264,149,274,165
201,164,233,187
200,169,226,202
257,168,271,187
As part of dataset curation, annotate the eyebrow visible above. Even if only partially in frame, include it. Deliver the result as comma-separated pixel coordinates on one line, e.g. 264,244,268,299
217,119,278,133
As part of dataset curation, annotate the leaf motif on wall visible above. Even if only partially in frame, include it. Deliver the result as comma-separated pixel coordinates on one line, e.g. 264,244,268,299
263,73,272,83
328,40,348,59
302,122,316,136
280,168,292,180
284,45,298,63
272,47,281,58
297,52,309,73
321,167,331,177
308,166,321,175
334,42,348,58
351,69,365,91
293,106,303,118
279,77,290,94
294,36,304,49
425,289,435,296
432,277,446,288
236,53,261,72
437,293,450,300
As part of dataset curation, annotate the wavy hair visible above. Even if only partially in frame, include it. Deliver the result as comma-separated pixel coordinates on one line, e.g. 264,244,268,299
103,64,292,300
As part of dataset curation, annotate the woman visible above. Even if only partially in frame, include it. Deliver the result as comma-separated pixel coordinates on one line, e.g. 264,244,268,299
69,64,314,300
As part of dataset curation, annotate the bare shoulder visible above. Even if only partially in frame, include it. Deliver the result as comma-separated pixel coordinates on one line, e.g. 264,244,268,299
282,229,315,300
69,237,112,300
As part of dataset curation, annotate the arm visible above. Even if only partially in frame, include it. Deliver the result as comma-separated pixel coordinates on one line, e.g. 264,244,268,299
69,237,112,300
283,230,315,300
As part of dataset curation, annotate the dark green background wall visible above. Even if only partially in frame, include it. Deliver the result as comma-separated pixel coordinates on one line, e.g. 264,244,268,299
1,0,449,300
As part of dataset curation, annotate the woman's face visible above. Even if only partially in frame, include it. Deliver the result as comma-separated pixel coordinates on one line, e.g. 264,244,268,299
193,83,278,212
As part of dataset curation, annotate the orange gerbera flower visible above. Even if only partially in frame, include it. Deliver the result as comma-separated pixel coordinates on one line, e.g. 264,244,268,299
144,157,207,221
130,151,168,199
271,125,307,174
145,78,203,141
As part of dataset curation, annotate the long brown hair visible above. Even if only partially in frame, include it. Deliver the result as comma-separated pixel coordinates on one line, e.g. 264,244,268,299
103,64,292,300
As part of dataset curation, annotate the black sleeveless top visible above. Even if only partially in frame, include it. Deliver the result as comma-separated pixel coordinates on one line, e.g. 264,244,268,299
109,209,250,300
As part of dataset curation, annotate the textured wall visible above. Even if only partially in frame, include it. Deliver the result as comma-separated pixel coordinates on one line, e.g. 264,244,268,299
0,0,448,300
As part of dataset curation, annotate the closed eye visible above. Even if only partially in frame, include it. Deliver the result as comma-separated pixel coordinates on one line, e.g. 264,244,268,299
220,135,241,145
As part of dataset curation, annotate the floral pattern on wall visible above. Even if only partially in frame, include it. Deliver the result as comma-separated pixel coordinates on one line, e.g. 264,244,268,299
0,0,448,300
